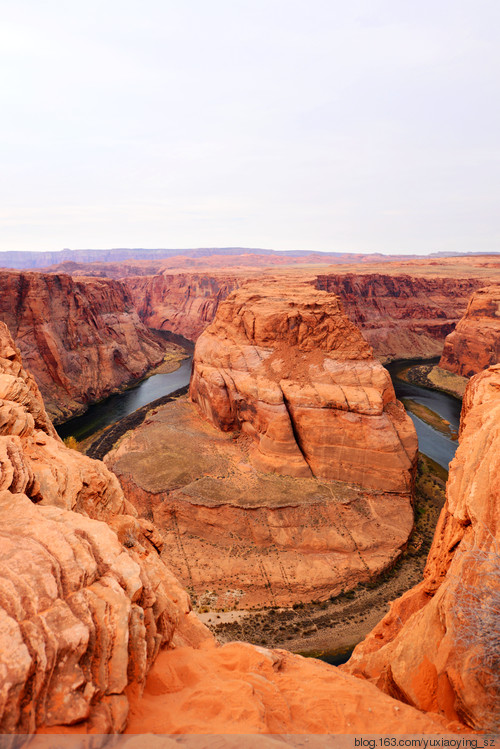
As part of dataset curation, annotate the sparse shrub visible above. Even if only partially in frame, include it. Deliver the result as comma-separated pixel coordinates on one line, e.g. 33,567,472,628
63,436,79,451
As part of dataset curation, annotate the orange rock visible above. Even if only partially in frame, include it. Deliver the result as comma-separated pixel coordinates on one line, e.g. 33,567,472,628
190,280,417,491
344,364,500,731
0,322,213,733
440,285,500,377
0,270,168,421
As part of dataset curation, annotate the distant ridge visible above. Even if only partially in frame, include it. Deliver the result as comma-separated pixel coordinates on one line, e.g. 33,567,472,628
0,246,497,271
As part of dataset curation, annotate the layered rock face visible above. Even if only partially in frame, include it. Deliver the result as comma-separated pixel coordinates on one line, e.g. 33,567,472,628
316,273,485,361
344,364,500,731
0,322,209,733
125,272,239,341
190,280,417,492
439,285,500,377
0,270,168,421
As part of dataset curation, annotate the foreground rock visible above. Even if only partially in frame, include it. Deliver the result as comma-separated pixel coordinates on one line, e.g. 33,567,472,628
0,322,209,733
344,364,500,731
190,280,417,491
439,285,500,377
0,270,169,421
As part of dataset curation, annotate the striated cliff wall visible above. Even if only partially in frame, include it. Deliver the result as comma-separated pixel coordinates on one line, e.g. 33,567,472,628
344,364,500,730
125,272,239,341
316,273,485,361
0,270,168,422
439,285,500,377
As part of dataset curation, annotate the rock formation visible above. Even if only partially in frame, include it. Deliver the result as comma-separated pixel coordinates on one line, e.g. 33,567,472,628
344,364,500,731
316,273,485,362
0,322,209,733
439,285,500,377
107,280,417,608
190,279,417,491
125,272,239,341
0,270,169,421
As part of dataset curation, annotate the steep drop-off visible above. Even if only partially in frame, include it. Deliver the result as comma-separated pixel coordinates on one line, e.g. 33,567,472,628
345,364,500,731
0,322,209,733
0,271,169,422
439,285,500,377
316,273,485,361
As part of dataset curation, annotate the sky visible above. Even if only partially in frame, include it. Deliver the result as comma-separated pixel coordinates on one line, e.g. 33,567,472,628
1,0,499,254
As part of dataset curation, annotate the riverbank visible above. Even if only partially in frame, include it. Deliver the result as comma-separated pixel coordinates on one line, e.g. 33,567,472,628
398,362,467,400
201,453,446,657
401,398,458,440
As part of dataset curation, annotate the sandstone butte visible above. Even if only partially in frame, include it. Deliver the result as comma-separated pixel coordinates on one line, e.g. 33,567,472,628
344,363,500,732
106,280,417,608
439,285,500,378
189,279,417,489
0,319,457,736
0,270,168,422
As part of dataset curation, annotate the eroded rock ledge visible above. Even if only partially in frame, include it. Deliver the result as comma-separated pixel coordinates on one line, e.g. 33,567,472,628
0,322,209,733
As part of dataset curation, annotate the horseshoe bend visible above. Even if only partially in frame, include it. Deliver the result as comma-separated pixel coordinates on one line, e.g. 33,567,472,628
0,255,498,737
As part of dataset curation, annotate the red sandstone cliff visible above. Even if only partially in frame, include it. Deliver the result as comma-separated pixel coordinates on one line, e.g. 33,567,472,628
316,273,485,361
344,364,500,731
190,279,417,491
439,285,500,377
125,272,239,341
0,270,168,422
0,322,209,733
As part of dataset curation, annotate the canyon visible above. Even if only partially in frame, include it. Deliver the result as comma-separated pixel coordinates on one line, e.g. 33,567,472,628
105,279,417,609
0,250,499,736
0,270,174,422
0,309,497,734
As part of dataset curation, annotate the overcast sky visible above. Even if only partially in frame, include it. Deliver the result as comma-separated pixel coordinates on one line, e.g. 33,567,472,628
1,0,499,254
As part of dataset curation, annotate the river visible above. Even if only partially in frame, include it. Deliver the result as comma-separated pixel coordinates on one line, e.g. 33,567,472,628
57,355,461,471
385,358,462,470
56,356,193,442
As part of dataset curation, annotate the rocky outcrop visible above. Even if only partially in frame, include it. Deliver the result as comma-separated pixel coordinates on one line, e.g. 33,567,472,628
0,270,168,421
316,273,485,361
124,641,450,735
0,322,210,733
190,279,417,491
439,286,500,377
344,364,500,731
125,272,239,341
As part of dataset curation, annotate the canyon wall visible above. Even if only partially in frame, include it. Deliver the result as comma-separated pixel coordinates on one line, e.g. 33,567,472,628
125,271,485,364
439,285,500,377
0,321,209,733
125,272,239,341
316,273,485,361
0,271,168,422
190,279,417,491
344,364,500,731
